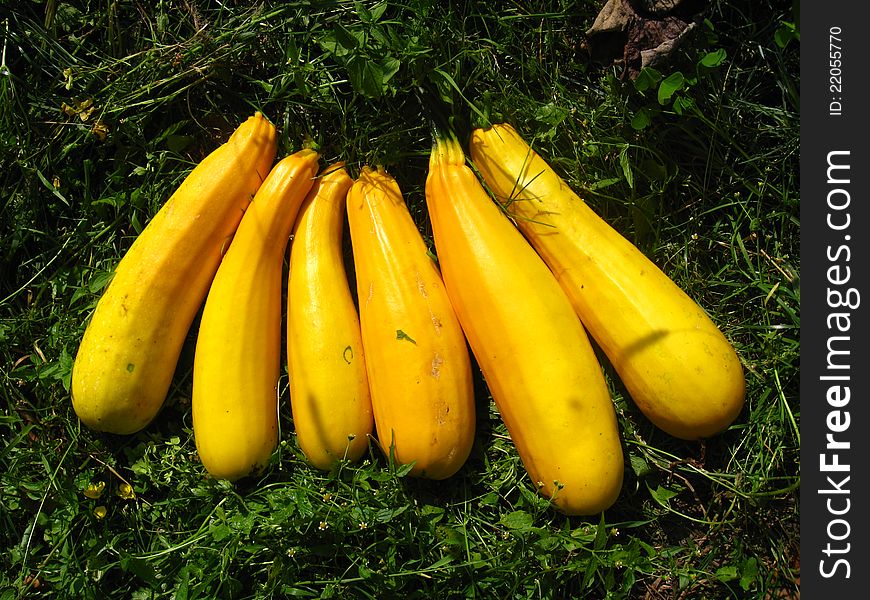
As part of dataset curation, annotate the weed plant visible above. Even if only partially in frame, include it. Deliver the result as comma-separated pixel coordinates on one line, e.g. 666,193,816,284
1,1,799,598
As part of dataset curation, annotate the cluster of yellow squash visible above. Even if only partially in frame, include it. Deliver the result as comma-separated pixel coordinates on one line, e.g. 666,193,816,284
71,112,744,515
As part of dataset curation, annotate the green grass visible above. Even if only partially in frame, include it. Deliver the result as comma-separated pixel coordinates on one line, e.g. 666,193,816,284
1,1,799,598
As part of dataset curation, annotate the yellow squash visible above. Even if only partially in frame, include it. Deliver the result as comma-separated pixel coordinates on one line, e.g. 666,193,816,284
72,113,277,435
426,132,623,515
346,166,474,480
193,149,319,481
287,163,373,470
470,123,745,440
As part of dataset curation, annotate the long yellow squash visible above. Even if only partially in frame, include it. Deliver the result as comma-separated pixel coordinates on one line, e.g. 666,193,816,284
287,163,373,470
346,166,474,480
470,123,745,440
72,113,277,435
426,132,623,515
193,149,319,481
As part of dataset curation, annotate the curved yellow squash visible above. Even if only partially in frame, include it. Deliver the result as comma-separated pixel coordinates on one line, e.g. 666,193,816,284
71,113,277,434
346,166,474,480
193,149,319,481
426,133,623,515
470,123,745,440
287,163,373,470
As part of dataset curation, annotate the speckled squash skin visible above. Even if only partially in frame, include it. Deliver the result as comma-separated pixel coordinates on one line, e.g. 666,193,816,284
286,163,373,470
346,166,474,480
426,134,623,515
72,113,277,435
470,123,745,440
192,149,319,481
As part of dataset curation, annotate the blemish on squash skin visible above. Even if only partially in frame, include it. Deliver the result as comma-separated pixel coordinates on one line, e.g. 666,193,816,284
431,353,443,378
343,346,353,364
435,401,449,426
126,363,135,373
416,273,428,298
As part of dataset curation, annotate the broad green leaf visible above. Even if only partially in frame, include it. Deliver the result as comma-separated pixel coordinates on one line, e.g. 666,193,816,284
699,48,727,68
648,484,679,507
740,557,759,590
393,460,416,477
593,514,608,551
166,134,193,153
774,22,799,48
120,555,160,589
429,555,455,569
319,27,359,58
619,145,634,189
87,270,115,293
589,177,621,190
357,1,387,22
634,67,662,93
535,102,568,127
348,55,385,98
281,588,318,598
333,23,361,52
174,566,190,600
210,522,231,542
629,453,651,477
658,72,685,105
631,107,652,130
381,55,401,84
673,95,695,115
500,510,534,531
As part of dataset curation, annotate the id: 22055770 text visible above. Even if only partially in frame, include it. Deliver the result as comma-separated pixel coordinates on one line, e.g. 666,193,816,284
829,26,843,116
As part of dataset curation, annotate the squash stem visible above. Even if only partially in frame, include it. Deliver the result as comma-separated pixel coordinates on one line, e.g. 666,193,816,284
429,124,465,169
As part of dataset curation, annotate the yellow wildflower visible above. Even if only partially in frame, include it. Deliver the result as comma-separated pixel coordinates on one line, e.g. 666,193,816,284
116,482,135,500
83,481,105,499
